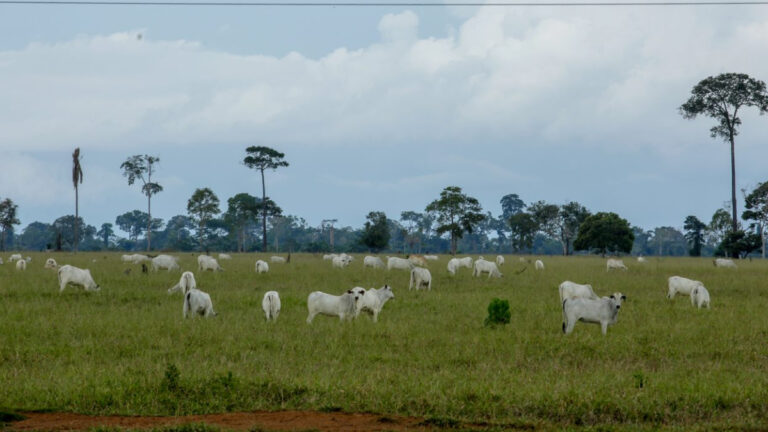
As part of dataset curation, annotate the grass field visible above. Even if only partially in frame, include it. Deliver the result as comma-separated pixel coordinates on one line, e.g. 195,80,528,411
2,252,768,430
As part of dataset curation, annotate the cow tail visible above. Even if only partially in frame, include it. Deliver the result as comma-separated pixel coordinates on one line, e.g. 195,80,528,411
561,299,568,333
268,294,273,319
185,291,192,316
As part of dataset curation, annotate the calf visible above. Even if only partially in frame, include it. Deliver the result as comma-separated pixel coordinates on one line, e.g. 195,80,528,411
218,253,232,260
356,285,394,322
306,289,365,323
409,267,432,290
152,254,180,272
496,255,505,267
363,256,385,269
255,260,269,274
387,256,413,271
271,256,286,263
667,276,703,299
262,291,281,321
44,258,58,269
691,285,711,309
606,258,628,271
713,258,737,268
58,265,100,293
562,292,626,335
408,255,428,267
473,259,502,279
332,255,352,269
15,259,26,271
198,255,223,272
559,281,599,303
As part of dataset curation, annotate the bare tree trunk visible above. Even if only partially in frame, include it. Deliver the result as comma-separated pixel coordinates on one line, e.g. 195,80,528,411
730,134,738,258
74,185,79,253
261,168,267,252
762,224,765,259
147,194,152,251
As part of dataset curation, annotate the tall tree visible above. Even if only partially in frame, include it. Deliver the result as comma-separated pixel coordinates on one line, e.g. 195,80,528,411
0,198,20,251
243,146,289,251
742,181,768,258
508,212,537,252
72,148,83,253
120,155,163,251
224,193,259,252
574,212,634,256
558,201,591,255
51,215,96,251
529,200,560,240
187,188,221,251
680,73,768,236
684,216,707,257
500,194,526,221
708,208,732,246
97,223,114,249
360,211,390,252
425,186,485,255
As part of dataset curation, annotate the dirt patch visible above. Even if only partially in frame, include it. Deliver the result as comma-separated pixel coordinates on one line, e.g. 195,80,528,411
7,411,443,431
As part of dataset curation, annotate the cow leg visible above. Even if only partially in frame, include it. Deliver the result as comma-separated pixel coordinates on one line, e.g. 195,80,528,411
601,322,608,335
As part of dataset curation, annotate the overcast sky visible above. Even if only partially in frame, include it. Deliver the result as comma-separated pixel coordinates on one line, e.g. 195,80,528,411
2,2,768,236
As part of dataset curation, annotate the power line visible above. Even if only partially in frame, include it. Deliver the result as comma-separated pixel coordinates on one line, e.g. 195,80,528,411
2,0,768,5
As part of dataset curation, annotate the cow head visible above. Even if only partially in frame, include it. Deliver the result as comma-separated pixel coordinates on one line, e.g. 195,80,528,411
608,293,626,310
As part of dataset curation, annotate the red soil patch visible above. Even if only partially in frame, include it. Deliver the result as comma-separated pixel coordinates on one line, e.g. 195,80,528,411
8,411,438,431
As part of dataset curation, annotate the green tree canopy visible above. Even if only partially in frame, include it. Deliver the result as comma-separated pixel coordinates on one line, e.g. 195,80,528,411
360,211,390,252
508,212,537,252
742,181,768,258
500,193,525,221
574,212,634,255
558,201,591,256
684,216,707,257
120,154,162,251
425,186,485,255
97,223,115,249
187,188,221,251
243,146,289,251
0,198,21,251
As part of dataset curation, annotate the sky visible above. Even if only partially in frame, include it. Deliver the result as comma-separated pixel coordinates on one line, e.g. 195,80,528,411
2,1,768,237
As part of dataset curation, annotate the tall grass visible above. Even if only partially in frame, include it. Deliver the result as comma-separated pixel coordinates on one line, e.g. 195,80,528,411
2,253,768,428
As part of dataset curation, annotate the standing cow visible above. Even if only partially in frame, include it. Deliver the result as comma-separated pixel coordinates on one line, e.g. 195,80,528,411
262,291,281,321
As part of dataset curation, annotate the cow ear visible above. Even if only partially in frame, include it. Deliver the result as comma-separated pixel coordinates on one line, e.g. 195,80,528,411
621,295,626,300
347,290,353,294
610,295,615,299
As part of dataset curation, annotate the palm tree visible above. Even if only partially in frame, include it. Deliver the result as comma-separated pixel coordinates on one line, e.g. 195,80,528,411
72,148,83,253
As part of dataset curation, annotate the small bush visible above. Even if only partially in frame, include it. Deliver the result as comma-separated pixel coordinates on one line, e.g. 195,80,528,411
484,298,511,327
162,363,181,392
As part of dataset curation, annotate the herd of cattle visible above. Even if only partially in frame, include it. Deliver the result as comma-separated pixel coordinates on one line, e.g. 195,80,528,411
2,252,731,335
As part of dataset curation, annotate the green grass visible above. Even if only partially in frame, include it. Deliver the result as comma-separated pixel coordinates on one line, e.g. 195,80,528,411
2,252,768,429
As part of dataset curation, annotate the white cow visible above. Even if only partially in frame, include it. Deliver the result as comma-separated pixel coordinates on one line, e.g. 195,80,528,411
184,288,216,318
44,258,58,269
606,258,628,271
496,255,505,267
409,267,432,290
271,256,286,263
0,257,3,264
667,276,704,299
356,285,394,322
218,253,232,260
9,253,21,262
306,289,365,323
637,256,647,263
332,255,352,269
559,281,600,303
322,254,338,261
198,255,223,272
562,292,626,335
25,256,31,262
714,258,737,268
363,256,385,269
124,254,150,264
339,253,354,262
151,254,180,272
255,260,269,274
473,259,502,279
387,256,413,271
424,255,439,261
408,255,428,267
262,291,281,321
447,257,473,275
691,285,711,309
16,259,26,271
535,260,545,270
58,265,100,293
168,271,197,294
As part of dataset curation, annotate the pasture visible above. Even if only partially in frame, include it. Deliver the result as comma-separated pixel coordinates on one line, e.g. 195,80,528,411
2,253,768,430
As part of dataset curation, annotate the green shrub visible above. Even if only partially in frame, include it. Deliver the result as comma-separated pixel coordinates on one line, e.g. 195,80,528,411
484,298,510,327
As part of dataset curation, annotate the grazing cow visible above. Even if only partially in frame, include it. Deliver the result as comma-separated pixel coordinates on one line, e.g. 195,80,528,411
44,258,58,269
323,254,338,261
184,288,216,318
255,260,269,274
25,256,31,262
496,255,505,267
473,259,502,279
0,257,3,264
637,256,647,263
262,291,281,321
408,255,428,267
667,276,704,299
151,254,180,272
424,255,439,261
198,255,223,272
387,256,413,271
713,258,737,268
332,255,352,269
218,253,232,260
306,289,365,323
16,259,26,271
606,258,628,271
363,256,385,269
558,281,600,303
58,265,100,293
562,292,626,335
518,257,527,263
535,260,545,270
356,285,394,322
271,256,286,264
168,271,197,294
123,254,150,264
9,253,21,262
691,285,711,309
447,257,473,275
409,267,432,290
